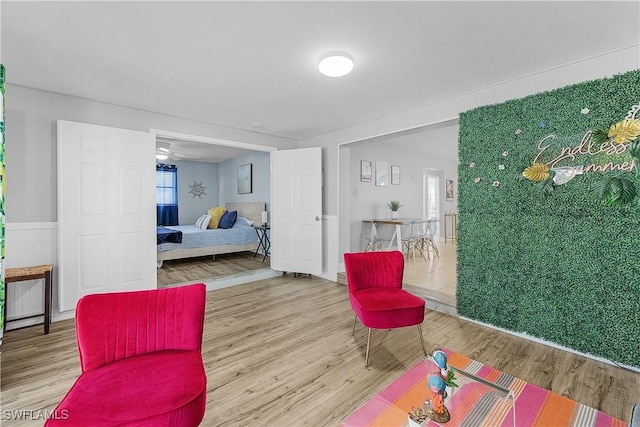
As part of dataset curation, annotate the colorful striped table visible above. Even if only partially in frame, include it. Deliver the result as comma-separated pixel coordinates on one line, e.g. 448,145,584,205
342,349,625,427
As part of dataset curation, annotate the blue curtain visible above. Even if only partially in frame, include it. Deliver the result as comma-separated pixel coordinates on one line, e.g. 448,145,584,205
156,164,178,226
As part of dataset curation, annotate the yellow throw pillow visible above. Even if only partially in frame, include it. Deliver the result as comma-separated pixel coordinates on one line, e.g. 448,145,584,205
207,207,227,229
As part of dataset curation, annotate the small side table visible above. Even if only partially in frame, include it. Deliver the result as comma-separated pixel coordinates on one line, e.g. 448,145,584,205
4,264,53,334
444,212,458,243
254,226,271,262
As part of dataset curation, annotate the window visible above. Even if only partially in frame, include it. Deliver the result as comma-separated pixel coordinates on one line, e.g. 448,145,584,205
156,164,178,226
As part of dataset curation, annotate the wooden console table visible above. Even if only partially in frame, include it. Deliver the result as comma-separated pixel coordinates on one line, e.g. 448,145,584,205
4,264,53,334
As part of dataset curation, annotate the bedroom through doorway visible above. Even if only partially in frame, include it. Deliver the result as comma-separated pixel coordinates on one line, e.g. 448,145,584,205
152,130,277,289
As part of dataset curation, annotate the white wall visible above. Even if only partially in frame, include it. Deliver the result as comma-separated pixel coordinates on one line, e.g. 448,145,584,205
5,84,296,223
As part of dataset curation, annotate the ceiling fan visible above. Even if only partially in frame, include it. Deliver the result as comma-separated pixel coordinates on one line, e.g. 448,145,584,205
155,141,199,161
155,141,172,160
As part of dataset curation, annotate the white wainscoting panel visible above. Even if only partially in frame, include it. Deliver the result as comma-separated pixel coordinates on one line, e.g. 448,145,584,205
320,215,338,281
4,222,59,330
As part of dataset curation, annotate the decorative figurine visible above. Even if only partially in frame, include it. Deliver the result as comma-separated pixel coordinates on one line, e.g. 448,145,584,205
432,349,459,388
433,349,448,377
424,374,450,423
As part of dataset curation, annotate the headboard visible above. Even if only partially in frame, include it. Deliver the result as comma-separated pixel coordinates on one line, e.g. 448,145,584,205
225,202,265,226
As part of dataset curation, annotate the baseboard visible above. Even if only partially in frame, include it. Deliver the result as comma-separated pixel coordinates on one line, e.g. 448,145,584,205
317,271,338,282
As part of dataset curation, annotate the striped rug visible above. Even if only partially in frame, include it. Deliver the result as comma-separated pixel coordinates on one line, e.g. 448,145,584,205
342,349,625,427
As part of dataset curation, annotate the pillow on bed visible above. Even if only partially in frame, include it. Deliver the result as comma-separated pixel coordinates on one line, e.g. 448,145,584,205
237,216,254,226
207,207,227,229
218,210,238,229
195,214,211,230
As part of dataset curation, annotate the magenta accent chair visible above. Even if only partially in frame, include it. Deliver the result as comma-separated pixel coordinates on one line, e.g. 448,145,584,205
45,283,207,427
344,251,428,366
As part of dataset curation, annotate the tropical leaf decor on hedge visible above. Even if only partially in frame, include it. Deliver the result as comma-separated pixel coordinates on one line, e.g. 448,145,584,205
608,118,640,144
595,176,637,206
521,106,640,205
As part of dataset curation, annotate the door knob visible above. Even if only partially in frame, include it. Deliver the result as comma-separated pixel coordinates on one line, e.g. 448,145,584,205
315,216,320,221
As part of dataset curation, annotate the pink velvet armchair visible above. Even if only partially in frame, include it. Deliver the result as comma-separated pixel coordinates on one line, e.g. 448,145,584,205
344,251,427,366
45,283,207,426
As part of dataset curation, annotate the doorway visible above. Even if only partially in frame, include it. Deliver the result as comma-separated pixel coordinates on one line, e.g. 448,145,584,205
337,119,459,312
423,170,441,236
151,129,278,289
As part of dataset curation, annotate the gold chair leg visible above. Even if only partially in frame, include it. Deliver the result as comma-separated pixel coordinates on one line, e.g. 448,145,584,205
417,324,428,357
418,239,427,262
365,328,373,367
352,314,358,336
432,240,440,258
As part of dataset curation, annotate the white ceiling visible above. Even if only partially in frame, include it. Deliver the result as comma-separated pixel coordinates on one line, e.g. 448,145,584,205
2,1,639,162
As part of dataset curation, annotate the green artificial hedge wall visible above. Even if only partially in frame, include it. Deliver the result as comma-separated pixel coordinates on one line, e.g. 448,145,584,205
457,69,640,368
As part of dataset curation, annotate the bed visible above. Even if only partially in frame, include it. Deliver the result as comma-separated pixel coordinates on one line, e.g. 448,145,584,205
157,202,265,267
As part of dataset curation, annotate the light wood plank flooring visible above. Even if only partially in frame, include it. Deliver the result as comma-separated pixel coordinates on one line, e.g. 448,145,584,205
157,251,270,288
2,275,638,426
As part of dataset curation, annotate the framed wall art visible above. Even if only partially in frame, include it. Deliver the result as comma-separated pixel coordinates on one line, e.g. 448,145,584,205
375,161,388,187
237,163,253,194
360,160,372,182
446,179,454,201
391,165,400,185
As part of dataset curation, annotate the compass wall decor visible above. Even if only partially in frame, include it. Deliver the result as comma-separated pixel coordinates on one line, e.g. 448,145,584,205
188,180,207,198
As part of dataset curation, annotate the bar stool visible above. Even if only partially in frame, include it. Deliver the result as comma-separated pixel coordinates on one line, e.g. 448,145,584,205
4,264,53,334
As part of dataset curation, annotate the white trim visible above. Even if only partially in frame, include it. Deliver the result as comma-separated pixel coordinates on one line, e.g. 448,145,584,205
6,222,57,230
163,268,282,292
461,316,640,373
150,129,277,153
53,309,76,322
336,117,459,151
320,214,338,282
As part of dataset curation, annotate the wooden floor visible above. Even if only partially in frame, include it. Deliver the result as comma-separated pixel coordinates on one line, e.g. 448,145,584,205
2,275,638,426
157,251,270,287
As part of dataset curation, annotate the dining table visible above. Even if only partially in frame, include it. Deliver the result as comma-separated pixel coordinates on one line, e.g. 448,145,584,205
362,218,427,252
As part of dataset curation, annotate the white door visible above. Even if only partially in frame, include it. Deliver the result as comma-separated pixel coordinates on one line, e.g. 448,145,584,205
270,147,322,275
423,172,440,219
57,121,157,312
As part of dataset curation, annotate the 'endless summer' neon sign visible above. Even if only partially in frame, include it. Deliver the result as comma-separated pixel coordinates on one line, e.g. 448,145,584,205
533,131,636,174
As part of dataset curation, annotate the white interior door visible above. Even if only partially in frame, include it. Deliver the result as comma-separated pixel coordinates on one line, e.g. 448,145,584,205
270,147,322,275
423,171,441,236
57,120,156,312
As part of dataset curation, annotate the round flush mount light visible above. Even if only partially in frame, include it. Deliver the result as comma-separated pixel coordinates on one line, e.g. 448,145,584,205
318,54,354,77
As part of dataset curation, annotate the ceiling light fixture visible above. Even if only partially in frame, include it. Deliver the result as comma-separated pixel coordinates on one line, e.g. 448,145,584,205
318,54,354,77
155,152,169,160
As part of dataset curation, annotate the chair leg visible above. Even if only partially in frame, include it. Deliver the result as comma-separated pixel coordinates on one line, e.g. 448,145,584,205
432,241,440,258
417,239,427,262
352,314,358,336
365,328,373,367
417,324,428,357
